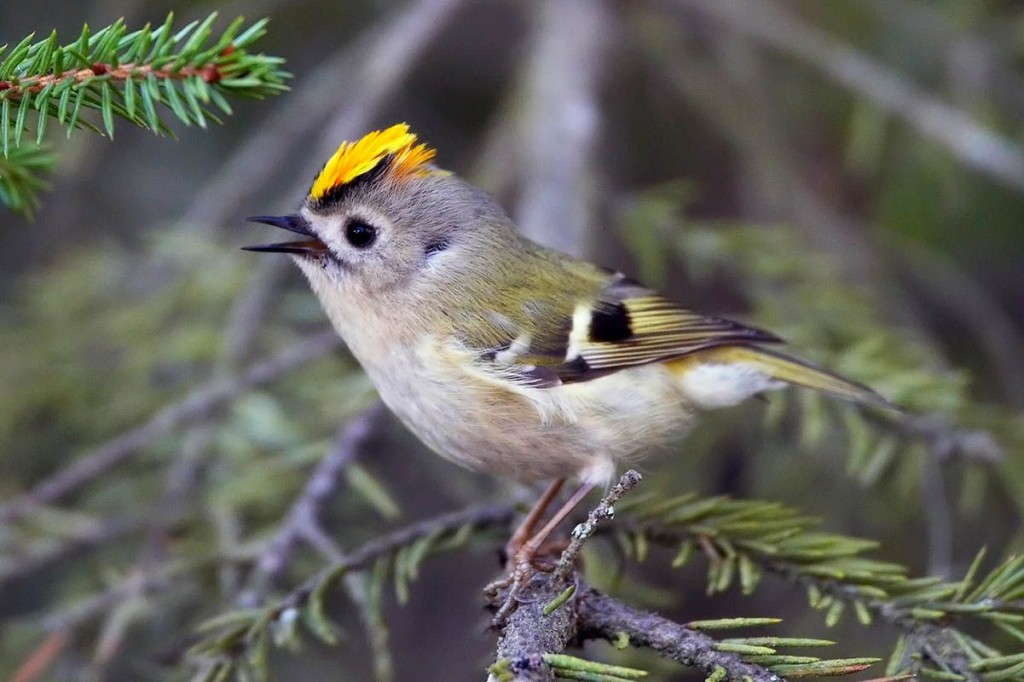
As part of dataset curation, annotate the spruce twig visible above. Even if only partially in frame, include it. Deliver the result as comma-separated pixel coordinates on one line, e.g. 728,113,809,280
489,474,879,682
0,13,289,214
553,470,643,582
615,493,1024,679
189,504,515,679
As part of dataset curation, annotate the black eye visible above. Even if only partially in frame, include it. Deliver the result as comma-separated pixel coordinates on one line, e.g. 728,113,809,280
345,219,377,248
425,237,451,257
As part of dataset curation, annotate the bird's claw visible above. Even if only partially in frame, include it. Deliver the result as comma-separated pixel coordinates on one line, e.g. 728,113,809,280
486,546,558,626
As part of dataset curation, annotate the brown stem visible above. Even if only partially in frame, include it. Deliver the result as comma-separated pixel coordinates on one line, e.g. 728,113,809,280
1,61,221,99
576,588,780,682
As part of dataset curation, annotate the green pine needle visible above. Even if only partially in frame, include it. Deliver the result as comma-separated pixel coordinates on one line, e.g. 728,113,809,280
0,12,289,215
0,141,52,217
620,491,1024,681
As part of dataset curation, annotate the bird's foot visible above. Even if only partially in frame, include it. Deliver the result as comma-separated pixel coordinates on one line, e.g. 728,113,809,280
488,552,541,627
486,540,566,626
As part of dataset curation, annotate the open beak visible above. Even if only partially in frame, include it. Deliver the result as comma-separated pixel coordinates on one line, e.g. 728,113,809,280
243,215,328,256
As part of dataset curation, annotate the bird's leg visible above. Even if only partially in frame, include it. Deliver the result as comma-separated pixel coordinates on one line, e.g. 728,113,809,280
503,478,565,563
485,479,567,600
513,481,596,570
489,481,597,626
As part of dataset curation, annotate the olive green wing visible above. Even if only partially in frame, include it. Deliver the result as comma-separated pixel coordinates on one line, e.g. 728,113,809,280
562,290,783,379
471,273,783,387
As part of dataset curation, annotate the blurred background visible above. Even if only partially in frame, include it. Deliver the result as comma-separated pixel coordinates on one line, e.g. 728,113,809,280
1,0,1022,679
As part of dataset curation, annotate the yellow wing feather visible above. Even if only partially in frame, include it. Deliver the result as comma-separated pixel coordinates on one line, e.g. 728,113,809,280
575,294,783,372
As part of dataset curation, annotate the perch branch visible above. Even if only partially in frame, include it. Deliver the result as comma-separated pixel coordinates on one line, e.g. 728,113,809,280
577,589,780,682
489,577,580,682
489,471,644,682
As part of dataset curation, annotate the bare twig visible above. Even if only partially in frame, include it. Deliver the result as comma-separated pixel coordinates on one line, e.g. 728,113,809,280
240,403,385,602
0,330,341,526
0,516,144,588
576,589,780,682
680,0,1024,194
552,470,642,582
10,630,69,682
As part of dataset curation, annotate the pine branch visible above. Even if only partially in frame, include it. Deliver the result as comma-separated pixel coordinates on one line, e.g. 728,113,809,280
187,504,515,681
615,493,1024,680
487,474,880,682
0,141,50,215
493,585,883,682
576,591,877,682
0,13,289,215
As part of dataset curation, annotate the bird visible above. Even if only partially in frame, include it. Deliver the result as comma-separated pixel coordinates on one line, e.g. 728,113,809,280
244,123,894,579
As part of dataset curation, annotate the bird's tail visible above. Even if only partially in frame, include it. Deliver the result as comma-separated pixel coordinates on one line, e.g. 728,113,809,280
677,345,897,410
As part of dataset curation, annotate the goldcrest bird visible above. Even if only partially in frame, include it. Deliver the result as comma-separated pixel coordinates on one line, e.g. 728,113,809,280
245,123,893,562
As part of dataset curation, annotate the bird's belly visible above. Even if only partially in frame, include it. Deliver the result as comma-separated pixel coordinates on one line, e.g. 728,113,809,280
364,340,696,485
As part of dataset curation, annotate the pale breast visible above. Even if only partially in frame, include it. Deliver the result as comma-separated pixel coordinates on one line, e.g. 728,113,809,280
363,335,698,485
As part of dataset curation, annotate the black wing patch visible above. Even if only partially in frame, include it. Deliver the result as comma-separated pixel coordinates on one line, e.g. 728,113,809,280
588,301,633,343
575,295,782,374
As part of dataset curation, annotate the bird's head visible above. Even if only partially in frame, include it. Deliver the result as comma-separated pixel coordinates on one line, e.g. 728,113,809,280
246,124,511,297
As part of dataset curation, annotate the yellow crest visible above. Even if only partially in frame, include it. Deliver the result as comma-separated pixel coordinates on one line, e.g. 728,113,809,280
309,123,440,201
